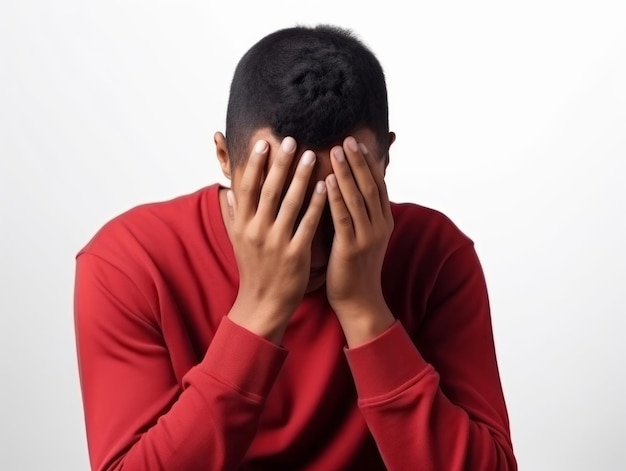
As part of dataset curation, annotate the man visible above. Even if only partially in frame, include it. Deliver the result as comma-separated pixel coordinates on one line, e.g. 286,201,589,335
74,24,517,470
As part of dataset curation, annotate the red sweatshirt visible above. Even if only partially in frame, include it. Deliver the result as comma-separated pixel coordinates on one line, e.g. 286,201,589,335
74,184,516,470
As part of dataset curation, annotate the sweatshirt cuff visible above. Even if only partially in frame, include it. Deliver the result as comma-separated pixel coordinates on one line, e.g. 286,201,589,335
344,320,431,399
194,316,288,399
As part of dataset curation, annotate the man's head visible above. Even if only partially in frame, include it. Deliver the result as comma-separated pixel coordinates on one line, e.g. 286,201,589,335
221,24,391,168
214,24,395,292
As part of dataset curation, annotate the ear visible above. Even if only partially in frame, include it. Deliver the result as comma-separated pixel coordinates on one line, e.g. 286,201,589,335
383,131,396,174
214,132,232,180
388,131,396,147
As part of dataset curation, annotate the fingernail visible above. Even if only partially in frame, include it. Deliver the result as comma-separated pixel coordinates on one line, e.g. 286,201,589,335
281,136,297,153
346,137,358,152
254,140,268,154
301,150,316,166
315,180,326,193
226,190,234,207
359,143,369,155
333,147,345,162
327,174,338,188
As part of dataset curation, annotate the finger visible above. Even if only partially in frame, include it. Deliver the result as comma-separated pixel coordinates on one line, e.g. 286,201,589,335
256,136,298,220
359,142,393,223
342,136,385,223
325,173,355,241
276,150,317,231
237,139,270,219
226,189,236,222
292,180,328,246
330,145,370,228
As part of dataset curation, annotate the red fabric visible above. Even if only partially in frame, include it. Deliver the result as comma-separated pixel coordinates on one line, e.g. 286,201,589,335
74,184,517,470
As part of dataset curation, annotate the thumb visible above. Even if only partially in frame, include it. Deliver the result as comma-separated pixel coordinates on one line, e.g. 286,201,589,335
226,189,236,220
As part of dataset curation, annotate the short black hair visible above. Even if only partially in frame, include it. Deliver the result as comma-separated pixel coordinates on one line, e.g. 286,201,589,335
225,24,389,166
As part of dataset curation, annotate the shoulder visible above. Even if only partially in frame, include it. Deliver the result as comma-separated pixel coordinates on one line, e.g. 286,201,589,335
384,202,481,332
76,185,219,270
389,201,473,258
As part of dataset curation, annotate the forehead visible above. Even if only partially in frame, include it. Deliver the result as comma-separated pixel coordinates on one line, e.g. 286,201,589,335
245,127,379,158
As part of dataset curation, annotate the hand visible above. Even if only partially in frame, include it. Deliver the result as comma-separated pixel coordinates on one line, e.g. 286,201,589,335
226,137,327,343
325,137,395,345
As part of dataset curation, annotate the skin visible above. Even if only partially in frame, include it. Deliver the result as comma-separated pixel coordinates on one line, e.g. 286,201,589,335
214,127,397,347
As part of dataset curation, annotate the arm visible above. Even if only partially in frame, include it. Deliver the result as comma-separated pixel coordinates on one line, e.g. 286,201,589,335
345,245,517,470
324,137,516,469
74,253,286,471
74,137,327,470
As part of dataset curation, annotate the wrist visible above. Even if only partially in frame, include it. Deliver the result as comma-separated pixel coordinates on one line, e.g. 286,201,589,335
334,300,395,348
228,296,294,344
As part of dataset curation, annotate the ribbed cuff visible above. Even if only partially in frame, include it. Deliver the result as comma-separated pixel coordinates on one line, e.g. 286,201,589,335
345,321,430,399
194,316,288,399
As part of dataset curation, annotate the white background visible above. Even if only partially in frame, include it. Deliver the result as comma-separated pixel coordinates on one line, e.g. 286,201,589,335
1,1,625,470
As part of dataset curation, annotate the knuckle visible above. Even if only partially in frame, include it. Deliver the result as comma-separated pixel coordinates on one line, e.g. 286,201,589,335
274,153,292,169
283,242,303,259
330,189,344,202
239,181,254,194
348,194,364,208
336,215,352,227
352,155,368,169
260,185,279,202
283,245,296,261
298,214,318,232
288,174,308,192
293,164,312,182
280,197,300,214
231,225,244,239
338,166,353,178
362,184,379,200
244,227,265,247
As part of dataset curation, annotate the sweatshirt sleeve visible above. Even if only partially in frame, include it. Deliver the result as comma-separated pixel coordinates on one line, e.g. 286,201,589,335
74,252,287,471
345,243,517,470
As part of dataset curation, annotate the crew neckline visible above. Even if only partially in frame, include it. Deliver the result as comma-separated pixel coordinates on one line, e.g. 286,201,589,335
203,184,238,280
